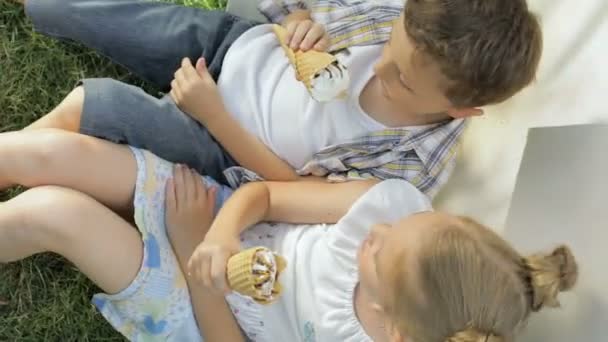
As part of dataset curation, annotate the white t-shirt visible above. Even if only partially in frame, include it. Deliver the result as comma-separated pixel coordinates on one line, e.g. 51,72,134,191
226,180,432,341
217,24,385,169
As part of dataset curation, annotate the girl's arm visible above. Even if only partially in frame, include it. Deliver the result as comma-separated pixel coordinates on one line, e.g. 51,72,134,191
166,166,244,342
189,177,378,292
211,177,379,236
178,256,245,342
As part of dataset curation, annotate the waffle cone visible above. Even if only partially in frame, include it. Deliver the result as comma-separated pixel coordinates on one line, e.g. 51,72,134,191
227,247,286,305
272,24,337,90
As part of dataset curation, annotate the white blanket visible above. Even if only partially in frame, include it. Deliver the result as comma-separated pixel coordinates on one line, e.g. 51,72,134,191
434,0,608,230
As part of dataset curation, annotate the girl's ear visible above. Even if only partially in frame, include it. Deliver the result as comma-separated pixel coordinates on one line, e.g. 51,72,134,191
371,302,384,313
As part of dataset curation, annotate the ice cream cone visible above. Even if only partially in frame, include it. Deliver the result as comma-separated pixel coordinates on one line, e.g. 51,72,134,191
227,247,286,305
272,25,349,101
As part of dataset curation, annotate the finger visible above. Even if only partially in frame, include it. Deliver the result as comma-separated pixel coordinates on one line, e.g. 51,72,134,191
169,89,178,104
174,68,186,85
181,166,193,203
205,185,217,214
173,72,189,97
181,57,193,69
195,57,210,79
196,176,208,206
210,251,229,294
170,80,182,100
180,164,194,204
314,35,330,51
187,253,197,277
290,21,313,50
181,57,198,81
186,168,199,203
174,164,186,209
165,178,177,213
300,24,324,51
285,21,298,45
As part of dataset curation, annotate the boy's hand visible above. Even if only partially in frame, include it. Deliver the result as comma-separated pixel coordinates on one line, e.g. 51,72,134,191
166,164,217,264
283,15,330,51
170,57,226,125
187,229,241,295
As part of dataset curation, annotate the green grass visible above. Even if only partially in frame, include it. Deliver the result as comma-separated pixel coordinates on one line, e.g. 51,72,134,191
0,0,226,340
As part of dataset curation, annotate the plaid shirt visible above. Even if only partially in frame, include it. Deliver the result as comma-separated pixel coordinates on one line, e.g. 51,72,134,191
241,0,466,198
259,0,404,52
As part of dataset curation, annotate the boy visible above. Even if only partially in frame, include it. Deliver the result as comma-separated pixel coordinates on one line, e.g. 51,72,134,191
13,0,542,198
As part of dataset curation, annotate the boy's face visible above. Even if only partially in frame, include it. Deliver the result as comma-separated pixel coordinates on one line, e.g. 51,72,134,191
373,15,482,119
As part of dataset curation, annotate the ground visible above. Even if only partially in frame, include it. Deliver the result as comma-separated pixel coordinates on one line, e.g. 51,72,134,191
0,0,226,340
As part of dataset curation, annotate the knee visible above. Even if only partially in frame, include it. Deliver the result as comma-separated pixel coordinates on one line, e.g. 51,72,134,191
26,86,84,131
55,86,85,131
15,186,92,250
5,187,70,252
18,130,89,187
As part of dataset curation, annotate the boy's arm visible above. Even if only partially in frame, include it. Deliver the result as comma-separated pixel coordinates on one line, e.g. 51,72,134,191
202,107,298,182
170,58,298,181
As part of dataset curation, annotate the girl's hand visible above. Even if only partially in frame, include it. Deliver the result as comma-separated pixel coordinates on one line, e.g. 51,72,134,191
187,230,241,295
165,164,217,264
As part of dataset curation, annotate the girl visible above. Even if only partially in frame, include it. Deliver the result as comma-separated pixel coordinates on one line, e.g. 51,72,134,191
0,130,577,341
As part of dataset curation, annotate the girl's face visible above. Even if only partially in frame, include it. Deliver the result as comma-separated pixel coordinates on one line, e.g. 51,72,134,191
357,212,459,307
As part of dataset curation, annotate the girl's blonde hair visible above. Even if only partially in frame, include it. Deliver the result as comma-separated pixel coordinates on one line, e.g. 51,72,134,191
387,217,578,342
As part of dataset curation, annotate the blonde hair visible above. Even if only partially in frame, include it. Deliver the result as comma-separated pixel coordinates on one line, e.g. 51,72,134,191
387,217,578,342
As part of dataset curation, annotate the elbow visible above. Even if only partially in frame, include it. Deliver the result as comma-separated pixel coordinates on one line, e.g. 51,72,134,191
243,181,272,213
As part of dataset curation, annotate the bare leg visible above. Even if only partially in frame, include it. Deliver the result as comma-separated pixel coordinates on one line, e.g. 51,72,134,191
0,129,136,212
0,186,142,294
25,86,83,132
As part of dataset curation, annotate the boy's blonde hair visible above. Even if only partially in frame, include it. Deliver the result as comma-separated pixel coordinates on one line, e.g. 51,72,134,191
404,0,543,107
387,217,578,342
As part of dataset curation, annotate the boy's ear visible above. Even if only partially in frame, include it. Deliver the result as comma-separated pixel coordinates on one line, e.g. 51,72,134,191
447,107,484,118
